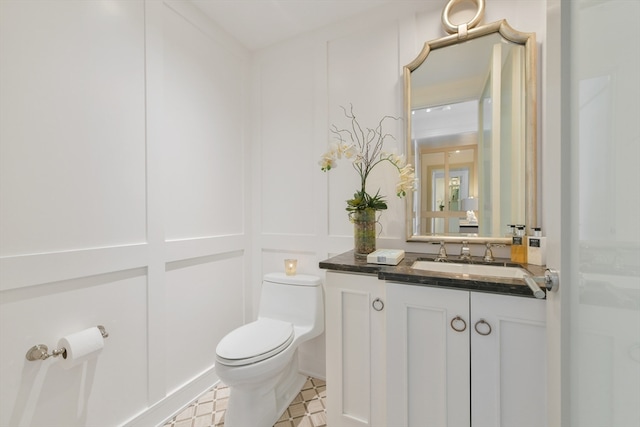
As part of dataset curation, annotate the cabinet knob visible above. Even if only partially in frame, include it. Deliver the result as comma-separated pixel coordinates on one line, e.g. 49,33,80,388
474,319,492,336
372,298,384,311
450,315,467,332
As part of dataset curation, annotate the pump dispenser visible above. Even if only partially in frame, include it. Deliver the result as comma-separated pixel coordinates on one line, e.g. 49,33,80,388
528,227,547,265
511,225,527,263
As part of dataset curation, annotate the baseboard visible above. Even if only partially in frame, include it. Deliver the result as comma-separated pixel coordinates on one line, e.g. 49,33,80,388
300,368,326,382
121,367,220,427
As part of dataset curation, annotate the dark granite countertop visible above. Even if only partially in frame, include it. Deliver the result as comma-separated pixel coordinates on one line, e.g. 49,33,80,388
319,250,548,298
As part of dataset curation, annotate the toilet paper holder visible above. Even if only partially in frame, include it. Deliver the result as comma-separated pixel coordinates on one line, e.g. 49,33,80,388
25,325,109,361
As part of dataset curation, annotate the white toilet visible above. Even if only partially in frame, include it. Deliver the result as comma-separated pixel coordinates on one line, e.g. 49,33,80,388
215,272,324,427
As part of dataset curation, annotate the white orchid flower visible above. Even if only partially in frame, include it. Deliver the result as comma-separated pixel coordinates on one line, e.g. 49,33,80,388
320,105,409,212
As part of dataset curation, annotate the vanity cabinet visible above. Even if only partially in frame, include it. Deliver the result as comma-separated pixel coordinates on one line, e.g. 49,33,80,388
386,283,547,427
325,271,386,427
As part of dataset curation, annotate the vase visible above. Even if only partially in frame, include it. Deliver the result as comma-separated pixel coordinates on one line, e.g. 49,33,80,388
352,208,377,259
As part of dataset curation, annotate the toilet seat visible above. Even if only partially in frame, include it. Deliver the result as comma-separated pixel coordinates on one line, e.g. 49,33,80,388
215,318,294,367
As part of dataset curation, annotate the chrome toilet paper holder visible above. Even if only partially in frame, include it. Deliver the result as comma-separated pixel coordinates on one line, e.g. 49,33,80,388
25,325,109,361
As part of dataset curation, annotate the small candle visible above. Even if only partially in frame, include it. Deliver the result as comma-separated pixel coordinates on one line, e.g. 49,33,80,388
284,259,297,276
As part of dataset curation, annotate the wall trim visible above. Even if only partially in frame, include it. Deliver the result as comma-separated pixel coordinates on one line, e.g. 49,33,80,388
164,234,245,262
121,367,220,427
0,243,149,291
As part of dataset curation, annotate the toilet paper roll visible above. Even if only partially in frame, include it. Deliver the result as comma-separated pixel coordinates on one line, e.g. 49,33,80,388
57,326,104,369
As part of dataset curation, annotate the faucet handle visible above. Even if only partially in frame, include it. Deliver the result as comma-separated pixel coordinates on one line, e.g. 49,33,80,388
483,242,505,262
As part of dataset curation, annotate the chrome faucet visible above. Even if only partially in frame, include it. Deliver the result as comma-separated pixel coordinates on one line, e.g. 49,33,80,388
483,242,495,262
434,241,448,262
460,240,471,260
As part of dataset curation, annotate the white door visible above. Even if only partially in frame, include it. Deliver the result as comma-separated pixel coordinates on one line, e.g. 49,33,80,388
547,1,640,425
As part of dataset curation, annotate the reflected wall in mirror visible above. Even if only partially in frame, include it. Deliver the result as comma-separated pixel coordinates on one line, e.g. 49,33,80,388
405,20,537,243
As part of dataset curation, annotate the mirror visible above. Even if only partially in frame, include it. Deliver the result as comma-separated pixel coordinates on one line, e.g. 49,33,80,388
405,19,537,243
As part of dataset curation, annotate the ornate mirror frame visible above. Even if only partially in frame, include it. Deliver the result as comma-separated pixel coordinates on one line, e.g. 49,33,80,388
404,9,537,244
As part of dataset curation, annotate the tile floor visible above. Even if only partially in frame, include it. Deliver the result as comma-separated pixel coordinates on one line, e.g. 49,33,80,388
162,377,326,427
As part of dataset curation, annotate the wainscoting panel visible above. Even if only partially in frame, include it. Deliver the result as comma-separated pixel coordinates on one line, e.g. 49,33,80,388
258,47,317,236
326,21,404,239
162,1,247,241
0,269,149,427
0,0,147,257
165,250,245,395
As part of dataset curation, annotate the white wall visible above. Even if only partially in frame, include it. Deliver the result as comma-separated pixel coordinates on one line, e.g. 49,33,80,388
0,1,250,426
252,0,547,377
0,0,549,424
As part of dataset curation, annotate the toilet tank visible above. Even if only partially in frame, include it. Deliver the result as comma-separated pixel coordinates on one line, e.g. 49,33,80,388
258,273,324,334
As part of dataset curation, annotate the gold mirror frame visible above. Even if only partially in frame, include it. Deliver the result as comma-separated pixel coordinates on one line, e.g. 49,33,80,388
404,19,537,243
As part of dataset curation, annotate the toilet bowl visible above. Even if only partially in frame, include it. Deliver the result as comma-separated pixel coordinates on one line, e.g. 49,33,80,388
215,272,324,427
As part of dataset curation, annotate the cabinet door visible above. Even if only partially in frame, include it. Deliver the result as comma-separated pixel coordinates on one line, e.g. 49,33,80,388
387,283,471,427
325,271,386,427
470,292,546,427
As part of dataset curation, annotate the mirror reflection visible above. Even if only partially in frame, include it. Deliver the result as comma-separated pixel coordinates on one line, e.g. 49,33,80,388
405,22,536,242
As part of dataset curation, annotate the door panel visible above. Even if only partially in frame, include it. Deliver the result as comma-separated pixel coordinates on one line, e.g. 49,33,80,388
387,283,470,427
555,1,640,425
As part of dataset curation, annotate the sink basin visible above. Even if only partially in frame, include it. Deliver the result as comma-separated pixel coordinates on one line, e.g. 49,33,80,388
411,260,529,279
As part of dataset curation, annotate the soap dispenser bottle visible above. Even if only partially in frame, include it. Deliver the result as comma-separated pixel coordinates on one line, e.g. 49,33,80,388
511,225,528,263
528,227,547,266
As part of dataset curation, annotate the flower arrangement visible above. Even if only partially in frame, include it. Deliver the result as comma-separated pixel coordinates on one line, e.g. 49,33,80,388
319,105,416,213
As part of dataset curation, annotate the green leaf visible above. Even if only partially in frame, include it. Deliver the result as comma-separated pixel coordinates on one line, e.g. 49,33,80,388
345,190,388,212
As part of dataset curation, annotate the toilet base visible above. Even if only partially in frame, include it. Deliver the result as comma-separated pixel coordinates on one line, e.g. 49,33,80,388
223,354,307,427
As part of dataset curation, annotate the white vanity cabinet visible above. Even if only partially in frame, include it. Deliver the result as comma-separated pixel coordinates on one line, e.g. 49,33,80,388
325,271,386,427
386,283,547,427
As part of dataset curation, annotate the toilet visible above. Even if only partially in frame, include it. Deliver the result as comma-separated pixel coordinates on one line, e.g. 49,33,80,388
215,272,324,427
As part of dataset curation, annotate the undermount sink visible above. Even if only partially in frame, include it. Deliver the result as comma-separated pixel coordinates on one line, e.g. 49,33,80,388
411,260,529,279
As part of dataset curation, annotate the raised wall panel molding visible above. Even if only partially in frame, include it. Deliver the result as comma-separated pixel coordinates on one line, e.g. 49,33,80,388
261,234,320,253
0,243,149,291
164,235,245,263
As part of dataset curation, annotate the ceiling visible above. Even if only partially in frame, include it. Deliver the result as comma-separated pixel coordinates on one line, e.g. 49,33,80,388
190,0,431,51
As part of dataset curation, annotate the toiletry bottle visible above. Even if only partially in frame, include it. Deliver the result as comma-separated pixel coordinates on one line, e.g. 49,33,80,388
506,224,516,237
528,227,547,266
511,225,527,263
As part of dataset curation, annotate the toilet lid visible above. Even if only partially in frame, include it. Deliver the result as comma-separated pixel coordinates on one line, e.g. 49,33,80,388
215,318,294,367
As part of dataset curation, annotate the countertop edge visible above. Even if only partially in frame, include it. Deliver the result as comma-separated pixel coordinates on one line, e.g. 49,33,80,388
319,250,547,299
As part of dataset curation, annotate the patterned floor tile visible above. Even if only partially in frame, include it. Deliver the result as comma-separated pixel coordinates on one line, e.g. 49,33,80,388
162,377,326,427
